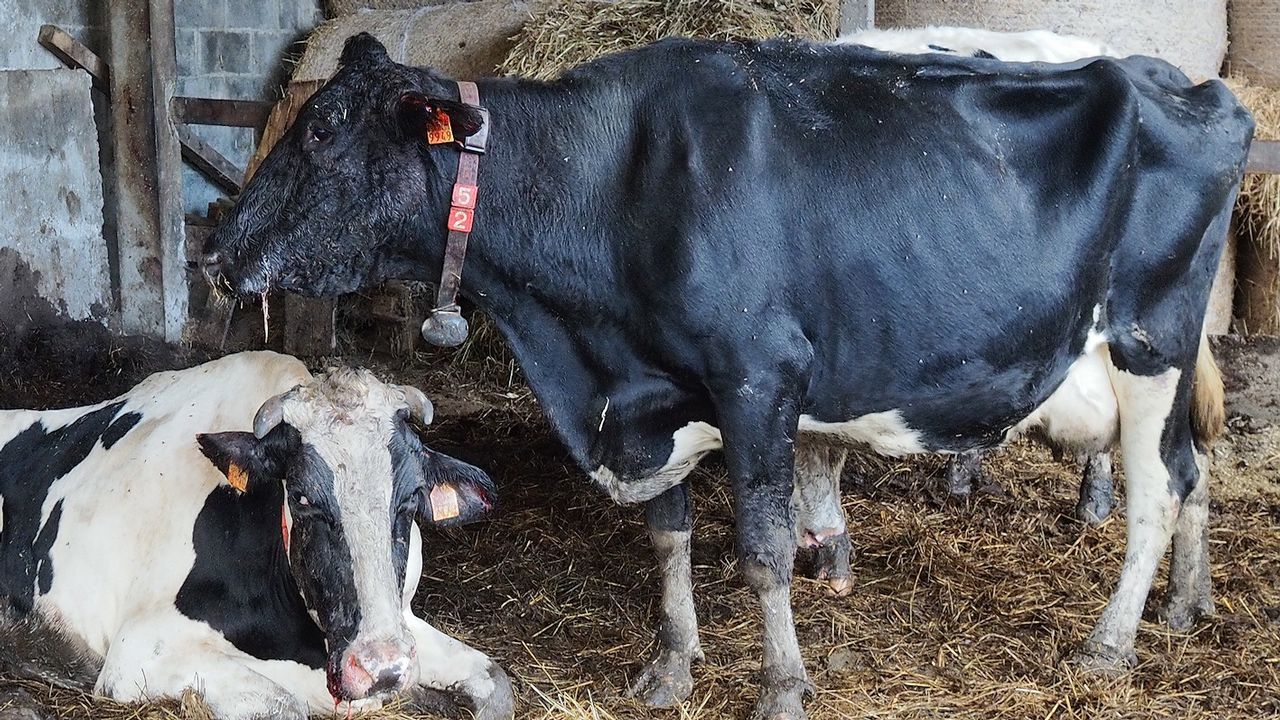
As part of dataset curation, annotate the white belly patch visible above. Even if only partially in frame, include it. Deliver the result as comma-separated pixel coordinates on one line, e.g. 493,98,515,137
797,409,927,456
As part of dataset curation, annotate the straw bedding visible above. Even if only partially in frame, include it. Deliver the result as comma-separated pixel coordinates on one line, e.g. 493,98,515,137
2,352,1278,720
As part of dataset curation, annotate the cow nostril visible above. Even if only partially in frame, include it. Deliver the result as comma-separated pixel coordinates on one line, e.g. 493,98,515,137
200,251,222,272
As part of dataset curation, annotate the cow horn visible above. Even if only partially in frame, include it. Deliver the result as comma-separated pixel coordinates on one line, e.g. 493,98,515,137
400,385,434,425
253,394,287,438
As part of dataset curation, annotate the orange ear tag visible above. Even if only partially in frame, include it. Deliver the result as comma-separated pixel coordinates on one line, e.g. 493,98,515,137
429,484,460,521
227,462,249,493
426,110,454,145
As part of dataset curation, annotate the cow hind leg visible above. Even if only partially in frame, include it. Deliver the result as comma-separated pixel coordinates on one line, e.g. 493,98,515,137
943,449,985,497
1077,364,1195,672
1161,449,1215,630
628,483,703,708
792,442,852,597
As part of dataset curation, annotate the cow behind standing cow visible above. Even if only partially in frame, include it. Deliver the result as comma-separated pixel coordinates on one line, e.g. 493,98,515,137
0,351,513,719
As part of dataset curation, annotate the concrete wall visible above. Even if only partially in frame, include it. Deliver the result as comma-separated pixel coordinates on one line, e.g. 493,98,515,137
0,69,111,322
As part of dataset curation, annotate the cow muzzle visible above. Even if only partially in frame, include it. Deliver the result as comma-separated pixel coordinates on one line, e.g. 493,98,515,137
332,636,418,700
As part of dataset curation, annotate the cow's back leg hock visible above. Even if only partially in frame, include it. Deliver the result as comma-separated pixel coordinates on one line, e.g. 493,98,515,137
1161,449,1214,630
792,442,852,597
1075,451,1115,525
1078,365,1193,672
709,344,814,720
628,482,702,707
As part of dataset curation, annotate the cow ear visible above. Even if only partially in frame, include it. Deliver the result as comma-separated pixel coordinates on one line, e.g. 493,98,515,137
418,451,496,527
197,432,269,493
340,32,391,68
397,92,486,142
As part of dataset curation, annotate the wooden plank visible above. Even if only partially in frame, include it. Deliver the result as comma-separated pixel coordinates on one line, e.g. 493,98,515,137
175,122,243,195
283,294,336,356
245,79,326,182
106,0,187,341
839,0,874,35
38,24,109,92
171,96,272,130
1246,139,1280,175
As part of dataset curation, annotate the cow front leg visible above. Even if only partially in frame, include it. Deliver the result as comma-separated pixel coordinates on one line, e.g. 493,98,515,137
404,614,514,720
711,357,813,720
792,442,852,597
629,482,702,707
1074,451,1115,525
1076,367,1190,672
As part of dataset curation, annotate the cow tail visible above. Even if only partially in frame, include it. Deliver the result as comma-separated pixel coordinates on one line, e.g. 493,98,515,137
1191,331,1225,448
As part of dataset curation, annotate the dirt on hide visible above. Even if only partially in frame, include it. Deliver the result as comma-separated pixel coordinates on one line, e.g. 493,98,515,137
0,335,1278,720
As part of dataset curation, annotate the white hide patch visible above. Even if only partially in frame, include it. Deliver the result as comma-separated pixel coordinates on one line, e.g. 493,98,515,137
591,421,723,504
799,410,927,457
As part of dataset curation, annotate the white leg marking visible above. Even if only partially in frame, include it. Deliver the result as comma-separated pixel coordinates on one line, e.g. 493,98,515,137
1083,366,1182,665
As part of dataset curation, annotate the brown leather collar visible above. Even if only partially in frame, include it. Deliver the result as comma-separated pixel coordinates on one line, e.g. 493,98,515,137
421,80,487,347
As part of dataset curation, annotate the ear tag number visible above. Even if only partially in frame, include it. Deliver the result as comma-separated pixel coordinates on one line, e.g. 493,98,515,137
227,462,249,493
429,485,460,521
426,110,454,145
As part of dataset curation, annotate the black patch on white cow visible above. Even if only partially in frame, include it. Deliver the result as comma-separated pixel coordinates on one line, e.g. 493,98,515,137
927,44,955,53
34,500,63,595
972,49,998,59
176,481,328,669
0,401,137,613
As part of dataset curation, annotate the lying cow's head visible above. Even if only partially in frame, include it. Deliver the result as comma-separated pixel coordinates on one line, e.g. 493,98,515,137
196,368,494,702
200,33,486,298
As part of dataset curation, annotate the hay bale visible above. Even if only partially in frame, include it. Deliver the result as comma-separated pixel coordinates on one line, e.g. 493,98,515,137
322,0,451,20
498,0,839,80
875,0,1228,81
295,0,541,81
1227,0,1280,87
1225,76,1280,334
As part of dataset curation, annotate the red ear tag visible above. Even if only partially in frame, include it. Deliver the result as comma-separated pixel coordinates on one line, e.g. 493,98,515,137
426,109,454,145
280,505,290,554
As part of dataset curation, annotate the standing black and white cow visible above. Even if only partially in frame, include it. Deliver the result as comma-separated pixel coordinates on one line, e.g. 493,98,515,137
790,26,1126,595
0,351,512,719
201,35,1251,720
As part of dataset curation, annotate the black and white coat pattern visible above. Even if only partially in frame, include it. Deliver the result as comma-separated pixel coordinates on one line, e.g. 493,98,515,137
0,352,512,719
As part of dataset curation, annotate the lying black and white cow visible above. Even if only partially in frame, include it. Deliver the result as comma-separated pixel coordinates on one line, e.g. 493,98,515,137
201,34,1251,720
791,26,1125,594
0,351,512,719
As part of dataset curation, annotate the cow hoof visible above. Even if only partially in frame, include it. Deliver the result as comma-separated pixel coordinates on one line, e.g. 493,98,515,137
750,676,812,720
627,650,697,708
1071,642,1137,676
468,663,516,720
1074,499,1112,525
1159,595,1216,632
401,685,462,717
811,533,853,598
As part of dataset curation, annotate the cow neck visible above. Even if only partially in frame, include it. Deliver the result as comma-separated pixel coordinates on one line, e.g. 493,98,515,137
420,80,487,348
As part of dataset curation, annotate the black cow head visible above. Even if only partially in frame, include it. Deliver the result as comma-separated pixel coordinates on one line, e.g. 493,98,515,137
197,368,494,702
200,33,486,298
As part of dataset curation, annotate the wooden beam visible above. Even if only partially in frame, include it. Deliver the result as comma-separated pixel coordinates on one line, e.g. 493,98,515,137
106,0,188,341
839,0,874,36
1246,140,1280,175
38,24,109,92
175,122,243,195
171,96,272,130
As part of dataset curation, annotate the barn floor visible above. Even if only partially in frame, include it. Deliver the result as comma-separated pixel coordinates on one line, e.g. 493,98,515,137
2,338,1279,720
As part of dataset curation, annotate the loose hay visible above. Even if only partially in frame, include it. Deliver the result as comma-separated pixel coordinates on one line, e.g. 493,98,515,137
498,0,839,80
1225,76,1280,334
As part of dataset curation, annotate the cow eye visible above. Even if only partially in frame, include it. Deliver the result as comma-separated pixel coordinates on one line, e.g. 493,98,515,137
306,124,334,146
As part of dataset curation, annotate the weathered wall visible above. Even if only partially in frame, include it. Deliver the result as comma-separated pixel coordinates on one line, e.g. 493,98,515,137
0,69,111,322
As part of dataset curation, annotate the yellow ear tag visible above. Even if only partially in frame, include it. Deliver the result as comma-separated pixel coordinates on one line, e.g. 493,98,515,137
429,484,460,521
227,462,249,493
426,110,454,145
